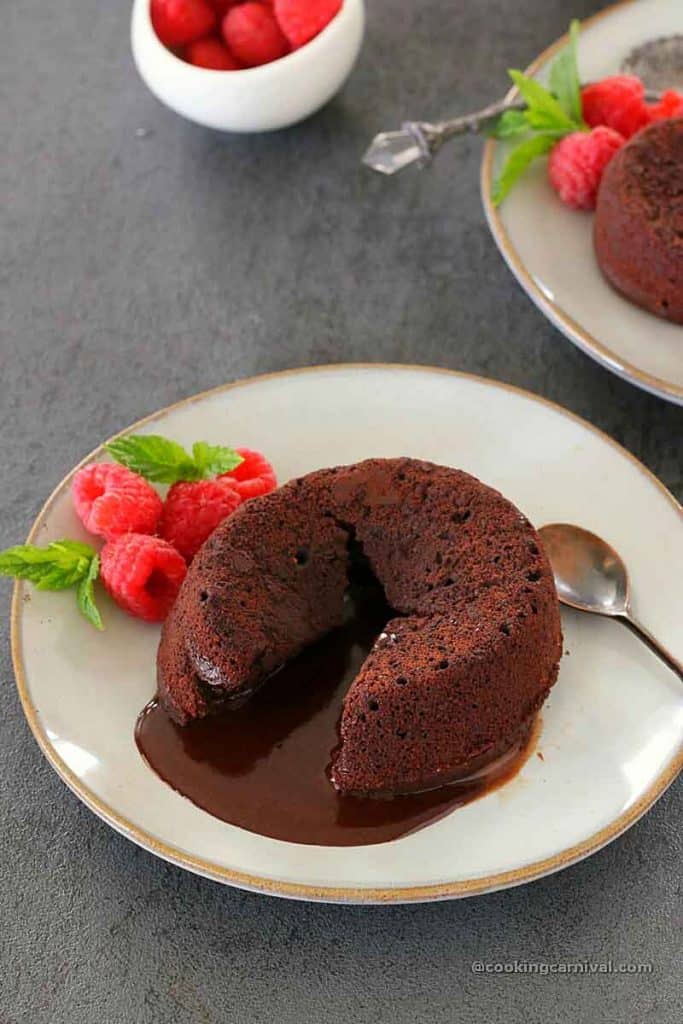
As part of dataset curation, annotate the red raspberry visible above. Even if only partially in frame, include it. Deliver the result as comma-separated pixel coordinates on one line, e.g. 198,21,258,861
210,0,269,13
220,447,277,500
185,36,243,68
159,479,242,561
207,0,238,13
100,534,187,623
274,0,341,49
222,3,289,67
648,89,683,122
151,0,216,50
72,463,163,541
548,127,624,211
212,0,268,13
581,75,650,139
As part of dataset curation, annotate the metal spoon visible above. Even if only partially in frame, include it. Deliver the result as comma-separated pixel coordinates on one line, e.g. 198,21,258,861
363,34,681,175
538,523,683,681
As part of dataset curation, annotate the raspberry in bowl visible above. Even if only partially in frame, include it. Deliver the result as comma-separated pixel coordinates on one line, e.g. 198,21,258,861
131,0,366,132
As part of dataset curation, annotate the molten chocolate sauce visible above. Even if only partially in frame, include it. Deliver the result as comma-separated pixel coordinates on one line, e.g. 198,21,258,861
136,594,538,847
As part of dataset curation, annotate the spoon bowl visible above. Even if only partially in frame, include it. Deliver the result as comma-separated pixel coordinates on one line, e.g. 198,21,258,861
538,523,629,616
539,523,683,681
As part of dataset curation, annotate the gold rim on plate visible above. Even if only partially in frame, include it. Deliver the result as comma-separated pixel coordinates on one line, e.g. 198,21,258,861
480,0,683,406
10,364,683,902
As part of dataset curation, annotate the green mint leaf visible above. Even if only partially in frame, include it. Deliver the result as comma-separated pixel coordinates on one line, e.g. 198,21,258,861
492,134,556,206
1,541,103,630
509,70,577,135
550,20,584,124
106,435,200,484
0,540,97,590
107,433,245,483
77,554,103,630
486,109,531,139
192,442,243,479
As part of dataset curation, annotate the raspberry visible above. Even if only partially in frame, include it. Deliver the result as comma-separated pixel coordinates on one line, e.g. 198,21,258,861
274,0,341,49
220,447,277,500
581,75,650,139
100,534,187,623
151,0,216,50
210,0,269,13
222,3,289,67
548,127,624,211
207,0,238,13
185,36,243,68
159,479,242,561
648,89,683,122
233,476,277,499
72,463,163,541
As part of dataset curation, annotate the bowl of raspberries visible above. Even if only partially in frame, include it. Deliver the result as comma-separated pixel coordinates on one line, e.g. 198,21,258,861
131,0,366,132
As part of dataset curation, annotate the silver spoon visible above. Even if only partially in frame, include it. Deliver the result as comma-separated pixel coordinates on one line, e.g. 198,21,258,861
538,523,683,682
363,34,681,175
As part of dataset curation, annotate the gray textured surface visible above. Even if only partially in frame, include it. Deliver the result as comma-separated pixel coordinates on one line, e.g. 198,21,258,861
1,1,682,1022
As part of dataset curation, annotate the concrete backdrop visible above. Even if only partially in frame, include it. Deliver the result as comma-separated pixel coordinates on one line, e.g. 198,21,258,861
2,1,681,1021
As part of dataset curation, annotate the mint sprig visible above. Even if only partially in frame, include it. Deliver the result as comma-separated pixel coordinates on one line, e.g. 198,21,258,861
77,553,103,630
550,19,583,124
488,109,529,138
190,441,242,479
105,434,243,484
508,70,577,135
492,134,557,206
0,540,104,629
490,19,587,205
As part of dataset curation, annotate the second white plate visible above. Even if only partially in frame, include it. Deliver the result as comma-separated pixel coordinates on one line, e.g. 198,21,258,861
482,0,683,404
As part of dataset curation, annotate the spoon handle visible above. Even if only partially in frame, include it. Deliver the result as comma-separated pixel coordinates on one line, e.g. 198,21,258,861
620,613,683,682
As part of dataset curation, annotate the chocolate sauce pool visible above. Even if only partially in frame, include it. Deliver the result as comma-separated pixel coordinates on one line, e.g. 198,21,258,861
136,595,538,847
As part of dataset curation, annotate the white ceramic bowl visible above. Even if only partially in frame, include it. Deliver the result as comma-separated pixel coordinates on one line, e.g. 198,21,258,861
131,0,366,132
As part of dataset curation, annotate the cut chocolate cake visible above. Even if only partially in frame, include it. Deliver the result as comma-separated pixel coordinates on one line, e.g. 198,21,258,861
157,458,562,796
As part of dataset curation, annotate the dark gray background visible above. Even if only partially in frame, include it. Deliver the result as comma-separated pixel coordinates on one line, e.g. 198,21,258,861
2,1,681,1021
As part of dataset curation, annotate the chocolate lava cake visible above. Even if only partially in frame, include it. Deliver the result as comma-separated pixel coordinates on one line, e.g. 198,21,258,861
594,117,683,324
157,458,562,796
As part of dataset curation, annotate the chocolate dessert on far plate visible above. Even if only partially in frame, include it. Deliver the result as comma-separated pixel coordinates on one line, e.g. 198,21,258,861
594,117,683,324
157,458,562,797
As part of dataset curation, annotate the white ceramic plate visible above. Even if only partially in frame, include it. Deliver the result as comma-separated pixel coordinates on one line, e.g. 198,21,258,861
481,0,683,405
11,365,683,903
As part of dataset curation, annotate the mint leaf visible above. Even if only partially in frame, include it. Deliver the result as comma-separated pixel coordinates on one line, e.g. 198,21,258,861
550,20,584,124
106,434,244,483
492,134,556,206
509,70,578,135
49,540,96,560
491,31,587,207
77,554,103,630
0,539,104,629
192,442,243,478
0,540,97,590
487,109,530,139
106,435,199,484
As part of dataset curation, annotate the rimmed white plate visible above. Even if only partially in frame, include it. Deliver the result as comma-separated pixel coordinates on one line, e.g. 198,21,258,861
481,0,683,405
11,365,683,903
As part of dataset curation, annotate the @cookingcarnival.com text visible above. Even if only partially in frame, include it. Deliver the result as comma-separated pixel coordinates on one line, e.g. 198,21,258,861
471,960,653,976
